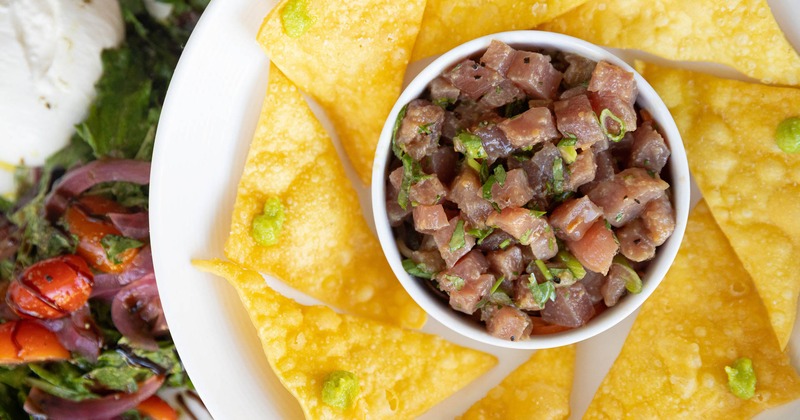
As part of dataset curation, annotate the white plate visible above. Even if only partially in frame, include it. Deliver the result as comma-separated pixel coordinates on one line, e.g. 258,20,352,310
150,0,800,418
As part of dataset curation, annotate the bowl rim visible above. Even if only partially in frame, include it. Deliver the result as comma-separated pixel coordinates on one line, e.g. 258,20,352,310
371,30,691,349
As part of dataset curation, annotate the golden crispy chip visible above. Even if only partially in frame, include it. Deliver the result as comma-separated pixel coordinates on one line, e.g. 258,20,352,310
257,0,426,184
194,259,498,419
540,0,800,86
460,345,575,420
584,202,800,418
410,0,589,61
641,63,800,349
224,65,425,329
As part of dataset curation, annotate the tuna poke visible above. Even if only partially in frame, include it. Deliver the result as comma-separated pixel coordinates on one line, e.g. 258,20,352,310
386,40,676,341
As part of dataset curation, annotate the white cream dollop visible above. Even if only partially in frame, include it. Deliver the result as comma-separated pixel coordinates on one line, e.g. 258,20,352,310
0,0,124,194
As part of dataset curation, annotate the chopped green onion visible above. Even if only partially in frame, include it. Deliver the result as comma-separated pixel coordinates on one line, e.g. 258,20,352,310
557,251,586,279
534,259,553,281
449,220,466,251
454,132,487,159
725,358,756,400
549,268,576,286
467,227,494,245
466,156,482,173
442,274,465,291
493,165,507,186
482,175,497,201
529,209,547,218
613,255,642,294
552,157,564,193
499,239,512,249
599,108,626,142
402,259,433,279
417,123,433,135
490,276,505,294
557,136,578,164
776,117,800,153
528,274,557,308
519,229,533,245
433,97,455,109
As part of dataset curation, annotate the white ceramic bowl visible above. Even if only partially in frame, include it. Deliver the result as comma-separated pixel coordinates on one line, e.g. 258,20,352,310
372,30,690,349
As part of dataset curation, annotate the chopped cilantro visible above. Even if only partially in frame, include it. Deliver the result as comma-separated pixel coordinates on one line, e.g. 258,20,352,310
449,220,466,251
557,136,578,164
433,97,455,109
528,274,557,308
454,132,487,160
100,235,144,265
552,157,564,193
557,251,586,279
467,227,494,245
493,165,506,186
529,209,547,218
725,358,756,400
442,274,465,291
417,123,433,135
402,259,434,279
534,259,553,281
397,154,429,210
499,239,512,249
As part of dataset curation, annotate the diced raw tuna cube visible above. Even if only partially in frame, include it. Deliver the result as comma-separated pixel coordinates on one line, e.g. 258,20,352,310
559,85,588,100
452,98,498,128
386,167,410,226
450,273,494,315
434,249,488,292
553,94,605,149
520,142,561,210
479,79,525,108
580,149,616,194
422,146,459,185
486,207,557,260
586,168,669,227
486,306,532,341
641,192,675,246
566,221,619,275
441,111,461,140
549,196,603,241
630,122,670,173
528,99,553,109
601,263,629,307
563,53,597,87
490,169,534,210
449,167,495,228
480,40,516,75
409,176,447,206
474,124,513,163
487,245,524,281
443,59,505,100
588,61,638,105
410,248,446,276
581,269,606,304
507,51,563,100
497,107,559,149
541,282,596,328
429,77,460,107
564,150,597,192
617,218,656,262
396,99,445,160
588,92,637,139
413,204,449,234
514,276,543,311
433,216,476,268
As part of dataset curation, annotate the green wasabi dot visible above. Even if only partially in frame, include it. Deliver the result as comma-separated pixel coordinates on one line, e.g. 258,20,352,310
251,197,286,247
776,117,800,153
281,0,315,38
724,357,756,400
321,370,360,409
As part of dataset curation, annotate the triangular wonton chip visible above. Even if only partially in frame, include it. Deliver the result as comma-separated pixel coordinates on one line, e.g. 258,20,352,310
411,0,589,61
257,0,427,184
460,345,575,420
641,63,800,349
195,259,497,419
224,65,425,329
584,202,800,418
540,0,800,85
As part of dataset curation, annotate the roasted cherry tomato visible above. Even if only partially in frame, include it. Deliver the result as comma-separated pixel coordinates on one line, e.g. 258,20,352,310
65,196,139,273
7,255,93,319
0,320,70,364
137,395,178,420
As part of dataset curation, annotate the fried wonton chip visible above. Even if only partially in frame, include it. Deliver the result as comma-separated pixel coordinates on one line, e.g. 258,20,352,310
641,63,800,349
257,0,426,184
584,202,800,418
410,0,589,61
460,345,575,420
539,0,800,86
195,259,497,419
224,65,425,329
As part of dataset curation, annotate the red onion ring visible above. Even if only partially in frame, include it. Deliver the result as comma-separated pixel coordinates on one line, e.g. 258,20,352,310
92,246,153,300
24,374,164,419
108,212,149,241
37,305,102,362
111,274,167,351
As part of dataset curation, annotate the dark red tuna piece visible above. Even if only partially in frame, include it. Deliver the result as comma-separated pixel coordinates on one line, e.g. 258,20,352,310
497,107,559,149
588,61,638,105
549,196,603,241
480,40,516,75
554,94,605,149
395,99,445,160
409,176,447,206
541,282,596,328
486,306,532,341
443,59,505,100
449,167,495,228
413,204,449,234
487,245,524,281
450,273,494,315
641,192,675,246
490,169,534,210
429,77,460,107
433,216,476,268
617,218,656,262
434,249,488,292
473,124,513,163
563,53,597,87
507,51,563,100
566,221,619,275
630,122,670,174
564,150,597,192
586,168,669,227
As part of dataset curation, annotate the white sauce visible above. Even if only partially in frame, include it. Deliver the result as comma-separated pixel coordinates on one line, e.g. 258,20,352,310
0,0,124,195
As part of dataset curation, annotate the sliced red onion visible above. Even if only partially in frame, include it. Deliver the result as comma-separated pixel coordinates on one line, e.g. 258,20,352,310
24,374,164,419
108,211,149,241
111,275,167,351
37,305,102,362
45,159,151,219
0,216,19,261
92,246,153,300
